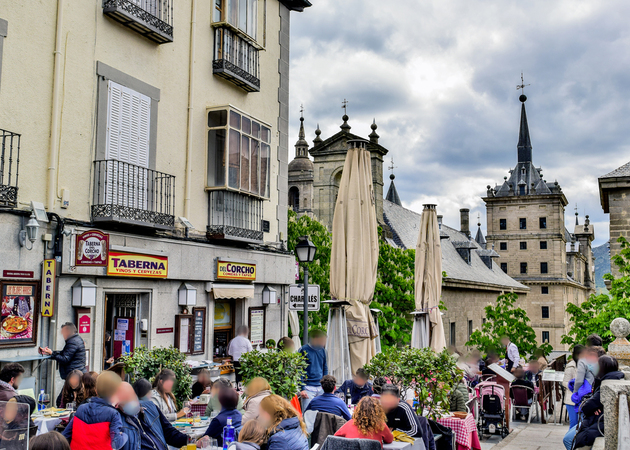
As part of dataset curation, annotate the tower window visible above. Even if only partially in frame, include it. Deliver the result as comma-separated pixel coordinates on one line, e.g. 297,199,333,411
520,241,527,250
520,262,528,274
542,331,550,343
539,217,547,229
541,286,549,294
542,306,550,319
540,241,548,250
468,320,473,339
501,262,508,273
519,218,527,229
450,322,456,346
500,242,507,251
541,262,548,274
500,219,507,230
519,185,525,195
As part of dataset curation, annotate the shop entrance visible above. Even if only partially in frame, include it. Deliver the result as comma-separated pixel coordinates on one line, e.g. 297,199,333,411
104,293,150,366
213,300,234,362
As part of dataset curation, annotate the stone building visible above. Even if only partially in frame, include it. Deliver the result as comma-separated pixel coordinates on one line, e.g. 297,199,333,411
288,114,388,229
598,163,630,277
0,0,309,396
484,94,595,349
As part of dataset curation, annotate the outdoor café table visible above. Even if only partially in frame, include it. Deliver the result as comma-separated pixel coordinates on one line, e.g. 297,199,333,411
32,412,70,435
383,438,426,450
169,417,211,449
436,413,481,450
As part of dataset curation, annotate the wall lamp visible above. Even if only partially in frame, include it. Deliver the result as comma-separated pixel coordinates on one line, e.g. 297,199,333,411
19,213,40,250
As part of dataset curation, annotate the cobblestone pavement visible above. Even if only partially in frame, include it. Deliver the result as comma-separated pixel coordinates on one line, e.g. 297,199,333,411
479,421,569,450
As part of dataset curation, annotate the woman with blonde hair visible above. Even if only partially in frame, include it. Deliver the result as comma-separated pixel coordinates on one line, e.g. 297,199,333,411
258,395,308,450
226,419,266,450
149,369,188,421
335,396,393,446
241,377,273,423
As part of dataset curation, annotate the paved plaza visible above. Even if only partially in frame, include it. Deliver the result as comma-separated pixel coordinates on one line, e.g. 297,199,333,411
480,422,570,450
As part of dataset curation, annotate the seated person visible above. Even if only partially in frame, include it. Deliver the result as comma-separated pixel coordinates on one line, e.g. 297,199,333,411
449,378,468,413
191,369,213,398
510,366,534,420
305,375,351,420
203,387,242,447
226,419,266,450
335,396,394,445
205,378,244,417
481,353,500,377
525,359,541,386
335,368,373,405
380,385,422,438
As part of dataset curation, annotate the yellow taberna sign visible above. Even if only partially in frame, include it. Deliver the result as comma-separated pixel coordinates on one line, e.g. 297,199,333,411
217,260,256,281
107,251,168,278
41,259,56,317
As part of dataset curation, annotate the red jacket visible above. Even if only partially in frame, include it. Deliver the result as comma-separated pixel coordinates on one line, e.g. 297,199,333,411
70,416,112,450
335,419,394,447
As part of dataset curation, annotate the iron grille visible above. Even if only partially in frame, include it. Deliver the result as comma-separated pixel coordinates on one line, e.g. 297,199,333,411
213,26,260,92
0,129,20,208
207,190,263,242
103,0,174,44
92,159,175,229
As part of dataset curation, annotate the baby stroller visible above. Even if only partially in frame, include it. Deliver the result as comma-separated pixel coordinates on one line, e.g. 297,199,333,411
476,381,508,439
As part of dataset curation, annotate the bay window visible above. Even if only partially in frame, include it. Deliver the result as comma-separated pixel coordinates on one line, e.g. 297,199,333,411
213,0,257,41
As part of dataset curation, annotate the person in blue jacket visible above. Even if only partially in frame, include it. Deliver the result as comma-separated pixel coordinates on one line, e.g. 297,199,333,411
116,381,189,450
203,387,242,446
305,375,351,420
259,394,309,450
298,329,328,411
335,368,373,405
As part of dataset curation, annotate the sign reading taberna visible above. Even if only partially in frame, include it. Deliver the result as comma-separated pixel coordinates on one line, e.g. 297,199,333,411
216,260,256,281
107,251,168,278
41,259,56,317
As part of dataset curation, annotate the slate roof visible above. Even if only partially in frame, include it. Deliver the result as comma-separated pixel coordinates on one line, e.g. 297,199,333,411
383,199,528,291
601,161,630,179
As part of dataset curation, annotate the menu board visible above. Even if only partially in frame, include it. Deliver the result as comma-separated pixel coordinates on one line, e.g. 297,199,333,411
249,308,265,346
192,308,206,355
179,317,190,352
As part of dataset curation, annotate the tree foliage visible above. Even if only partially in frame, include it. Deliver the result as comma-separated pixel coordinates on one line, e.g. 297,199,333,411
562,236,630,349
238,349,308,399
466,292,551,357
364,347,462,420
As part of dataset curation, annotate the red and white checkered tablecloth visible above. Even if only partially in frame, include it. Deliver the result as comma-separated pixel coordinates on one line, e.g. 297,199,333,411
190,403,207,414
437,413,481,450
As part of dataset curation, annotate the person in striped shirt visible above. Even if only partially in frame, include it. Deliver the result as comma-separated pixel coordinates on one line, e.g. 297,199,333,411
380,385,422,438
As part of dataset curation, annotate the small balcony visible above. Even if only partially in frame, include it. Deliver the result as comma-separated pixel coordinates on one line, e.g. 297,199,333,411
92,159,175,230
207,190,263,242
0,129,20,208
213,26,260,92
103,0,173,44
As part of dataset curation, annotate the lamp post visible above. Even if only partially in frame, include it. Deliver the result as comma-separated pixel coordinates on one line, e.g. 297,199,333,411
295,236,317,346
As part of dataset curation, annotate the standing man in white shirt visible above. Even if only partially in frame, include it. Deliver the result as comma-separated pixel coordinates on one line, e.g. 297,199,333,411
228,325,253,387
500,335,520,373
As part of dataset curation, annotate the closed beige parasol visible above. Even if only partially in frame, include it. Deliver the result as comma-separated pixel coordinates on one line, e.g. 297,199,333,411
330,139,379,374
414,204,446,352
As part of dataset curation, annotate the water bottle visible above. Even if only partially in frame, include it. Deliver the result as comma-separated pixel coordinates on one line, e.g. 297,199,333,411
222,417,235,449
38,389,45,412
346,387,352,407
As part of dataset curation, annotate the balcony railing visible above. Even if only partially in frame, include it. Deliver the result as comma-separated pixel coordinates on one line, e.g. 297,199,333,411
92,159,175,229
213,26,260,92
0,129,20,208
207,190,263,242
103,0,173,44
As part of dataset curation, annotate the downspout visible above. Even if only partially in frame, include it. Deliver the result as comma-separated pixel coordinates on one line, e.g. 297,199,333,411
183,0,197,217
47,0,65,211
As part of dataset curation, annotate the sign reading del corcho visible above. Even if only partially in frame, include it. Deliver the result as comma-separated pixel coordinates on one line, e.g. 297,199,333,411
107,251,168,278
216,260,256,281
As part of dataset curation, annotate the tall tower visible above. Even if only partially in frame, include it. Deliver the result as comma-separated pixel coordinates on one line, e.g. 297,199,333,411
483,92,594,350
288,114,314,214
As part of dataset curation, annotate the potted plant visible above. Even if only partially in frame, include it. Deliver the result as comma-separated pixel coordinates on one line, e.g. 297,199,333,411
238,348,308,400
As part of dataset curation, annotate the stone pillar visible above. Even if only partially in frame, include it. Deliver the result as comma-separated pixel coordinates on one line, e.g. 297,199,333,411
609,318,630,369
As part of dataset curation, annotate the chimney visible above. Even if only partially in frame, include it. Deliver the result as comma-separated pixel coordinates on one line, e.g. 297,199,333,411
460,208,470,238
437,215,443,230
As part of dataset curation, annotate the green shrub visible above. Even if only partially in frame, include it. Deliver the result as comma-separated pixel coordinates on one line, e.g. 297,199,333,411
238,349,308,400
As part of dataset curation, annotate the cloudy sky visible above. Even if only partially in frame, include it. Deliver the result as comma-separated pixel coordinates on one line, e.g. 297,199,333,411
288,0,630,247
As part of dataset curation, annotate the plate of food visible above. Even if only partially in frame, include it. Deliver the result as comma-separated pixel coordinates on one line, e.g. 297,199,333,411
2,315,29,335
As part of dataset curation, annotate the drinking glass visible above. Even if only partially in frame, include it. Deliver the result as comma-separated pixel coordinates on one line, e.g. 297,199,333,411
186,434,196,450
66,402,76,412
193,412,201,424
199,436,210,449
183,401,191,418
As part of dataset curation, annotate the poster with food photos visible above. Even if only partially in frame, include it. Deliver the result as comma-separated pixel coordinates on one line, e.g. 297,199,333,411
0,282,38,346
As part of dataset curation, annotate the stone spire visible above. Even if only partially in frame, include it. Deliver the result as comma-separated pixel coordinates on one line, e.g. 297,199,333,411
517,94,532,163
385,173,401,206
340,114,351,132
475,220,486,248
369,119,379,144
313,124,322,146
294,114,309,158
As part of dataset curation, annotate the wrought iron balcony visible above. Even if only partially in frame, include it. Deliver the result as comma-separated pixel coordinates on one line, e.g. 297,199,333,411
207,190,263,242
103,0,173,44
92,159,175,229
213,26,260,92
0,129,20,208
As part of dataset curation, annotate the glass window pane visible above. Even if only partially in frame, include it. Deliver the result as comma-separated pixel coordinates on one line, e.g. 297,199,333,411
207,129,226,187
261,143,270,198
248,0,257,39
230,110,241,130
261,126,270,143
242,117,251,135
239,0,247,32
240,135,250,192
214,0,222,22
227,0,238,26
228,129,240,189
208,109,227,128
250,139,259,195
252,121,260,139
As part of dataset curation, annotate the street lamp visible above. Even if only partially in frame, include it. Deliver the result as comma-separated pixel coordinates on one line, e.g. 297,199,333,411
295,236,317,345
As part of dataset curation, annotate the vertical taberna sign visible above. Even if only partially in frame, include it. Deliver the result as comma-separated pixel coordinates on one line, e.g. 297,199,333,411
41,259,56,317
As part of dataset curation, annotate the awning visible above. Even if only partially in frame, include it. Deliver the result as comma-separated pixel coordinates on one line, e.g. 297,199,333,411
206,283,255,299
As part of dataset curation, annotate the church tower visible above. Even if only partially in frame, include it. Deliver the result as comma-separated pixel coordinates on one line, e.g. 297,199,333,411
287,113,314,214
483,91,594,350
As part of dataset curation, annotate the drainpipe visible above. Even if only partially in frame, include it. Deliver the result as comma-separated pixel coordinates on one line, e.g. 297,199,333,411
184,0,197,218
47,0,65,211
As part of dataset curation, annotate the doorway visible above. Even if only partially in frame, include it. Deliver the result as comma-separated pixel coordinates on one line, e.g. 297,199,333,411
104,293,149,366
213,300,234,362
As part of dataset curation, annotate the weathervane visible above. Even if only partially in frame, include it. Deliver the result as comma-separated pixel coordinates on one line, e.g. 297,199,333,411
388,157,397,175
300,103,304,118
342,99,348,115
517,72,530,101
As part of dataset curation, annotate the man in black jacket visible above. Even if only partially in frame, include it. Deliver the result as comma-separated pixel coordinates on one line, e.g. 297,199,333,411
381,385,422,438
40,322,86,379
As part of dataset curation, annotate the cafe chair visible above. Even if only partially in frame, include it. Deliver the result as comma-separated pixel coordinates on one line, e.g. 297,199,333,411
320,436,381,450
311,412,347,447
510,385,538,423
